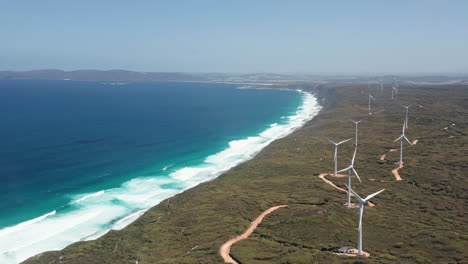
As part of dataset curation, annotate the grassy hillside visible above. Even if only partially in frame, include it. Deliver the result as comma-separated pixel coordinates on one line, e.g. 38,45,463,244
24,83,467,264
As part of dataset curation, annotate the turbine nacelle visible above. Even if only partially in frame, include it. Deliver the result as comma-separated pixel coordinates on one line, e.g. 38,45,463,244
345,185,385,204
394,134,412,145
401,104,413,109
325,137,352,146
337,147,362,182
394,121,411,144
349,118,365,124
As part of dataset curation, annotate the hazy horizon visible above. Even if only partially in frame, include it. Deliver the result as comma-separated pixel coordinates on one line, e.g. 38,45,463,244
1,1,467,73
2,69,468,77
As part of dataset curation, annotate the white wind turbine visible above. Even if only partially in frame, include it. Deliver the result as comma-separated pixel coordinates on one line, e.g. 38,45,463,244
394,77,399,94
379,79,384,94
394,121,412,164
325,137,352,176
346,185,385,255
401,104,413,128
368,93,376,110
338,147,362,206
349,118,365,146
391,87,397,100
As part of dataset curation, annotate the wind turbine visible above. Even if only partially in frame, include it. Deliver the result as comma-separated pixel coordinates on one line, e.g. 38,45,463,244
391,76,399,95
379,79,384,94
401,104,413,128
368,93,376,110
349,118,365,146
394,121,412,164
325,137,352,176
391,87,397,100
346,185,385,255
338,147,362,206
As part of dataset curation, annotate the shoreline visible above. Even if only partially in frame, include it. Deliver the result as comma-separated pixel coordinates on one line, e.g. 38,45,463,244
9,87,323,264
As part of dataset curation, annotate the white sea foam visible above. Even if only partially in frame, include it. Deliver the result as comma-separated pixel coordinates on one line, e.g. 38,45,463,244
161,164,174,171
0,91,322,264
0,210,56,238
71,190,105,204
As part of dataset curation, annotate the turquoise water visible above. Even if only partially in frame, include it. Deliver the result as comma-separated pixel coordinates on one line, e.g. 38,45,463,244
0,79,321,263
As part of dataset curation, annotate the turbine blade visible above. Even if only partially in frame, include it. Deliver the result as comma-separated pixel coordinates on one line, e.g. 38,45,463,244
337,166,351,173
338,138,352,145
402,121,406,134
370,94,376,100
404,135,412,145
394,135,403,142
351,147,358,165
349,118,356,123
324,137,336,145
344,184,363,202
363,189,385,202
352,167,362,183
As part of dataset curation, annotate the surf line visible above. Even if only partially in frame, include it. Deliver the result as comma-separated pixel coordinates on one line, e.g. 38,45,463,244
219,205,288,264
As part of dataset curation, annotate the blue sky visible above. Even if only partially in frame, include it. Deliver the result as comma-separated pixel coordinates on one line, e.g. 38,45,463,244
1,0,467,73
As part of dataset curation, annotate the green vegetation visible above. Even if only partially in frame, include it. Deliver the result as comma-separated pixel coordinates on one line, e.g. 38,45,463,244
24,83,467,264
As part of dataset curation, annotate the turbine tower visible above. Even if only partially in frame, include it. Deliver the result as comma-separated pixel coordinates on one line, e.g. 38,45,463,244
325,137,352,176
401,104,413,128
394,121,412,164
349,118,365,146
338,147,362,206
368,93,376,110
346,185,385,255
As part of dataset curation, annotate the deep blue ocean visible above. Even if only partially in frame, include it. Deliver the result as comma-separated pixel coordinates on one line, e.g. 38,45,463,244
0,79,321,263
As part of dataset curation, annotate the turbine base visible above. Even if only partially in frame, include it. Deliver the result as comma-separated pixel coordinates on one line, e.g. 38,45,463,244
335,251,370,257
343,202,359,208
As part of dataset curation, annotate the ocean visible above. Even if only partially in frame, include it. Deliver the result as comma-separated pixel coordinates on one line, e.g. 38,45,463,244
0,79,321,263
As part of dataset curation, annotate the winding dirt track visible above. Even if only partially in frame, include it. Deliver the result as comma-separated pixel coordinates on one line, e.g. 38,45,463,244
380,140,418,181
318,173,375,207
391,163,404,181
380,149,398,161
220,205,288,264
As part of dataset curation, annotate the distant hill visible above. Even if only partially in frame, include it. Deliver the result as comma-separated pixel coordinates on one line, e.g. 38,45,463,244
0,70,206,82
1,70,467,84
